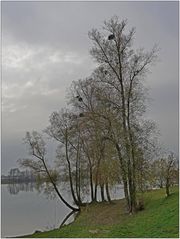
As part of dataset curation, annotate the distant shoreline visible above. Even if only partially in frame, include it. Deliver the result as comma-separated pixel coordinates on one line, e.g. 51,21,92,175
1,179,37,184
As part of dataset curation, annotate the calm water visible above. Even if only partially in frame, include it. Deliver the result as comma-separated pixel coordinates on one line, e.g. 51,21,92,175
1,182,124,237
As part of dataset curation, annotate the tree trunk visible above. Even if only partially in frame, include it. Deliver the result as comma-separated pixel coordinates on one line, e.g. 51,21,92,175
42,159,79,211
87,155,94,202
115,143,130,210
166,178,170,196
100,184,105,201
75,135,82,205
128,134,137,213
127,159,137,213
89,166,94,202
75,159,82,204
127,78,138,213
118,49,137,213
105,182,112,202
78,158,81,202
81,141,94,202
123,179,130,209
93,155,102,202
65,130,79,206
94,182,98,201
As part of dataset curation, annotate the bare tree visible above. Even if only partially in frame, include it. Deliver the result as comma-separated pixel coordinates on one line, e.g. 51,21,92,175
46,110,79,205
69,78,123,203
88,16,158,212
20,16,160,215
19,131,79,211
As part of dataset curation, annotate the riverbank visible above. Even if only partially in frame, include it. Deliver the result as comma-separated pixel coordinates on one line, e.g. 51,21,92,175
21,186,179,238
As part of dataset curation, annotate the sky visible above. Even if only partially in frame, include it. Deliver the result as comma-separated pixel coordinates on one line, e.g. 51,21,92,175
2,1,179,175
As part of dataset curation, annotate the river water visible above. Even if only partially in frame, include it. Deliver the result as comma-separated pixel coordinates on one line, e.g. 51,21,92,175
1,182,124,237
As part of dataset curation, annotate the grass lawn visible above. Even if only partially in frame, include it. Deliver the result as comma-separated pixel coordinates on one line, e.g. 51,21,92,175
22,186,179,238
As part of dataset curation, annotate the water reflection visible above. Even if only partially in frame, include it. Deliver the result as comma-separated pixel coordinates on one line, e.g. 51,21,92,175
1,183,72,237
59,210,79,228
6,182,124,201
7,182,36,195
6,181,59,199
2,182,124,237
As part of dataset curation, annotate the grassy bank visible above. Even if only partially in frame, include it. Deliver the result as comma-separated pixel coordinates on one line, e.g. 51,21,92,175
24,186,179,238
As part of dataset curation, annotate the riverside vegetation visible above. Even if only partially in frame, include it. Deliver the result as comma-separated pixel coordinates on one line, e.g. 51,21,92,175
20,187,179,238
18,16,179,237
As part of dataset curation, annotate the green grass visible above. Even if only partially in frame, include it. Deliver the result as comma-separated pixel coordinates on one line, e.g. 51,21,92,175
24,186,179,238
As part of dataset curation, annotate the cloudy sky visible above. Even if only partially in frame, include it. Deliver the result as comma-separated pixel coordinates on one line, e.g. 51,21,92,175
2,1,179,174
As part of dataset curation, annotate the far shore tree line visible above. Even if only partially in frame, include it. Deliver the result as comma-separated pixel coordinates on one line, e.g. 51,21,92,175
1,168,36,184
19,17,178,214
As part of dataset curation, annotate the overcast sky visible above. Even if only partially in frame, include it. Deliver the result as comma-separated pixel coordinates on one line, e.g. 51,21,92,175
2,1,179,174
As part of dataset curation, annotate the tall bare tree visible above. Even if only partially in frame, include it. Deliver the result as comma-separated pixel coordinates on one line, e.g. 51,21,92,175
88,16,158,212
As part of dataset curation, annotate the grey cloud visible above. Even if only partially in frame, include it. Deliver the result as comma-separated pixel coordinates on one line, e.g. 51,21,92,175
2,44,95,139
2,1,179,174
3,2,178,49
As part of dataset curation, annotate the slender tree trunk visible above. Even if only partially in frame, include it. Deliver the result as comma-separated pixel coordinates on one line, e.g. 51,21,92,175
81,140,94,202
127,158,137,213
115,143,130,210
41,158,79,211
105,182,112,202
100,184,105,201
123,179,129,209
75,135,82,205
93,181,98,201
128,131,137,213
118,46,137,213
65,130,79,206
89,165,94,202
166,178,170,196
127,161,133,213
87,154,94,202
127,77,137,213
75,159,82,204
78,157,81,202
130,184,137,213
93,155,102,202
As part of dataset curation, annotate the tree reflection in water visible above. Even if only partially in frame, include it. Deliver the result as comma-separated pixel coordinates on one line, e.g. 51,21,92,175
59,210,80,228
6,181,70,199
7,182,35,195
